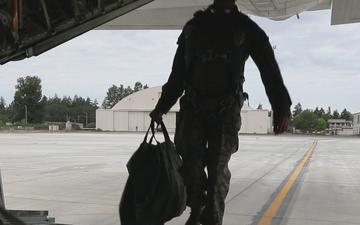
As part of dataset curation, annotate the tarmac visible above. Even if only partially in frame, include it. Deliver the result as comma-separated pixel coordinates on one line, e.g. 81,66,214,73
0,132,360,225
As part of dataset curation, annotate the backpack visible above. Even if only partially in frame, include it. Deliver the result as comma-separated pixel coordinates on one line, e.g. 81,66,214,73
182,8,248,96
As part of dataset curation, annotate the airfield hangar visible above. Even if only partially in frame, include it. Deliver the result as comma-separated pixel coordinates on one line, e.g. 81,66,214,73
96,86,273,134
354,112,360,135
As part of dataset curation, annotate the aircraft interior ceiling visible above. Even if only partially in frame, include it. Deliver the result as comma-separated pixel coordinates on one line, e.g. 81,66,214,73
0,0,153,65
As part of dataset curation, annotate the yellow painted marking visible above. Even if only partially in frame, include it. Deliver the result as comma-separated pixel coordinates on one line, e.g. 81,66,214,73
257,140,318,225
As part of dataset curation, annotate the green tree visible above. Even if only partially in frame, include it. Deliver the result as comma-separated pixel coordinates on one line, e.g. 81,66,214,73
0,97,9,126
314,107,321,117
0,97,5,111
102,82,149,109
292,103,302,117
319,107,326,119
124,85,133,97
12,76,43,123
293,114,305,131
293,110,318,133
314,107,327,120
332,110,340,119
102,85,123,109
93,99,98,107
315,118,327,131
340,108,352,121
134,82,143,92
43,95,67,122
326,106,332,120
42,95,98,124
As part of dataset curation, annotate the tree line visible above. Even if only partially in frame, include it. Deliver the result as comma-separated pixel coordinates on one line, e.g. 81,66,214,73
102,82,148,109
291,103,353,133
0,76,148,128
0,76,354,133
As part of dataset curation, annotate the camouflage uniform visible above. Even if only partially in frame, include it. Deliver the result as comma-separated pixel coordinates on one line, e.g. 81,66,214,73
153,5,291,225
174,94,243,224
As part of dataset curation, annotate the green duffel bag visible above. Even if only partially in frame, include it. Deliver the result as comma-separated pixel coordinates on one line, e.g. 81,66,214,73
119,121,186,225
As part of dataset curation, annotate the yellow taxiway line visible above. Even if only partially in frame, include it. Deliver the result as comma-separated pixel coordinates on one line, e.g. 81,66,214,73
257,140,318,225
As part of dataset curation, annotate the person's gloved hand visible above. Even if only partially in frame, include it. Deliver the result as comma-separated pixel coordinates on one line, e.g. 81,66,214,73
149,109,163,124
273,108,291,134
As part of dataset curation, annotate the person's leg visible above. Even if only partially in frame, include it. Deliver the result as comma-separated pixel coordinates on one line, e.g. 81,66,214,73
201,104,241,225
175,109,207,224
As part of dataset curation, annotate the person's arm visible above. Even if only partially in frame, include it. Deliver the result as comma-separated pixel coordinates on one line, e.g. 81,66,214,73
248,22,292,133
150,34,186,122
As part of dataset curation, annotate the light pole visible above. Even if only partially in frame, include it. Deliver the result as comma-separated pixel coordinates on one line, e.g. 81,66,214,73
84,112,88,127
23,93,28,126
0,169,5,208
24,105,28,126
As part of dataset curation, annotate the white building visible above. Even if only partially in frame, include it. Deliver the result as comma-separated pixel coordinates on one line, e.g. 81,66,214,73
97,87,178,132
353,112,360,135
240,106,273,134
96,86,272,134
327,119,353,136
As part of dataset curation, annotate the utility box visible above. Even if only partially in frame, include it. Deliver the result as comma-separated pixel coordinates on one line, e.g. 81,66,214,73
65,121,72,131
48,125,59,132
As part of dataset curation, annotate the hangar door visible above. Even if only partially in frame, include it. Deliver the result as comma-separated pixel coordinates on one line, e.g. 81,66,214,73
114,112,129,131
129,112,145,131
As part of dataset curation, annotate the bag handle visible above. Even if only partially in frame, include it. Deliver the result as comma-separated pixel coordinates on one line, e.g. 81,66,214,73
143,120,156,143
159,121,171,143
143,120,171,144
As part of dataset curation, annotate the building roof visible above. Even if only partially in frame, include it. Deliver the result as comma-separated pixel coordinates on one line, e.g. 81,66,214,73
328,119,351,123
110,86,262,112
112,86,177,111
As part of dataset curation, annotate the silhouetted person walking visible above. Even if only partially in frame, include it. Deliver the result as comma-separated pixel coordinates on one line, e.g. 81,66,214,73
150,0,291,224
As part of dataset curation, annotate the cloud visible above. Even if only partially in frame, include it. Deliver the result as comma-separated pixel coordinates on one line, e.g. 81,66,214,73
244,10,360,112
0,30,181,104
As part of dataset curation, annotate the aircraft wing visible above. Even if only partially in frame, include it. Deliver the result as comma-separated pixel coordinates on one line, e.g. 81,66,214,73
237,0,332,20
101,0,360,29
100,0,333,29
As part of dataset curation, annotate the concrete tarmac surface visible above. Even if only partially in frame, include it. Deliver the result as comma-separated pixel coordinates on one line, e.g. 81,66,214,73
0,133,360,225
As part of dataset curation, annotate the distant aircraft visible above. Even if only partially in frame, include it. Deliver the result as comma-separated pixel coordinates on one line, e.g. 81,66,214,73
0,0,359,65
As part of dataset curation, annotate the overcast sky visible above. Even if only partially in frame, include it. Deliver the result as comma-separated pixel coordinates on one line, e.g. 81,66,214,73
1,9,360,113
